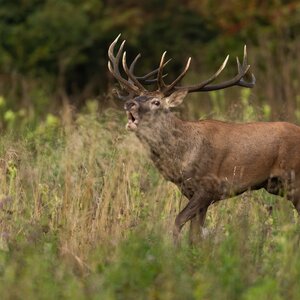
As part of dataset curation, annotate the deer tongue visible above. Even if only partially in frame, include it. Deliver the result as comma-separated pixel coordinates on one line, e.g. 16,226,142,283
126,112,139,130
126,120,138,130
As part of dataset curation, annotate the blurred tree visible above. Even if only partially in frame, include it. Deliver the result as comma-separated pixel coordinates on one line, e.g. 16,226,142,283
0,0,298,119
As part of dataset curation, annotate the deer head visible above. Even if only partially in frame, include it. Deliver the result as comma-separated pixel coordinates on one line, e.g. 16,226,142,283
108,34,255,131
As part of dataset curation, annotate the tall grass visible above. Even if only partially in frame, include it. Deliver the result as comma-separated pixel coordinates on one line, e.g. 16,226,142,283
0,100,300,299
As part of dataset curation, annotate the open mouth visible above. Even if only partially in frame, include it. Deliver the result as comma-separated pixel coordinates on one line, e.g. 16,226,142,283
126,111,139,130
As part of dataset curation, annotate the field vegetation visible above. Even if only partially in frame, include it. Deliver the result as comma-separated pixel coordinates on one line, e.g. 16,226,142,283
0,96,299,299
0,1,300,299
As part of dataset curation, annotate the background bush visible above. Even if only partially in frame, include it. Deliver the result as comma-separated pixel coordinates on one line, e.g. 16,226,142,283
0,0,299,119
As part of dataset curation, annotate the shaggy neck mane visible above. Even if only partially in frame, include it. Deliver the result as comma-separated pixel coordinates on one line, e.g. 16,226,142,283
136,111,181,152
136,111,192,183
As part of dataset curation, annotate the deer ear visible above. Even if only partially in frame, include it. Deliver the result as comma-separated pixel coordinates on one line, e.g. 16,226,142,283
165,90,188,108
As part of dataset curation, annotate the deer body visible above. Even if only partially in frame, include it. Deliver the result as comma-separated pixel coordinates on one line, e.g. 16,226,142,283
136,111,300,239
108,35,300,243
138,114,300,195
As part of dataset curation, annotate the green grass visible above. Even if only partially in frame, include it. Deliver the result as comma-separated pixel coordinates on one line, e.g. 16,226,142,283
0,104,300,300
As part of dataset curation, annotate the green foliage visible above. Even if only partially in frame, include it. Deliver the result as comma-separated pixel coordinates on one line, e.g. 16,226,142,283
240,89,256,121
0,105,299,299
0,0,299,116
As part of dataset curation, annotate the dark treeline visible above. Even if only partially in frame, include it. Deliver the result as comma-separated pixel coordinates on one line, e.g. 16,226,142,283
0,0,299,119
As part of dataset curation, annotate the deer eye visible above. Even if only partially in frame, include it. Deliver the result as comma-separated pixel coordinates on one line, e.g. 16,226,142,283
152,100,160,106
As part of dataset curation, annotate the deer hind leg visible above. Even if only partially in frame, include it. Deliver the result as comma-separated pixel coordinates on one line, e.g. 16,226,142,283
189,206,208,245
284,174,300,215
292,198,300,215
290,179,300,215
265,175,300,215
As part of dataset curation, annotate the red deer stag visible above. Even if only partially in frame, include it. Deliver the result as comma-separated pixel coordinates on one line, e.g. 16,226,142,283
108,34,300,243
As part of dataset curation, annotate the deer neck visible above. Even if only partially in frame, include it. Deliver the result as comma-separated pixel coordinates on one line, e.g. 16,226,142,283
136,110,182,148
136,111,192,183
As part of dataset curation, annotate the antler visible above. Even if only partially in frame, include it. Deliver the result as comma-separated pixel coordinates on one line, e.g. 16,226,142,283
108,34,256,99
127,52,171,85
108,34,170,98
156,51,192,94
165,45,255,95
108,34,140,93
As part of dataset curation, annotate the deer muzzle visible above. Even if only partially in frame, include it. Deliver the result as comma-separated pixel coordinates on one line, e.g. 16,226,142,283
125,100,139,131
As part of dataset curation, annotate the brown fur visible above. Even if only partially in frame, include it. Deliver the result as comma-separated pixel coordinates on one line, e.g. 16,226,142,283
135,110,300,243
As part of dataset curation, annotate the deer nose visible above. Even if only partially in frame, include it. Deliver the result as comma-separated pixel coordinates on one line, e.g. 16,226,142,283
124,100,138,111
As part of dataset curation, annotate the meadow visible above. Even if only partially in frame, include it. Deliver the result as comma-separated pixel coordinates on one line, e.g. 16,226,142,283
0,95,299,300
0,1,299,299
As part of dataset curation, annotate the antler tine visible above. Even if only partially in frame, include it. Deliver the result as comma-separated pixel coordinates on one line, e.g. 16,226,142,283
127,53,161,85
236,45,247,73
129,53,141,74
125,49,171,86
108,34,139,93
136,59,171,83
242,45,248,68
122,52,147,91
163,57,191,94
143,73,169,84
236,46,256,88
108,34,126,71
107,34,121,61
157,51,167,90
123,52,170,88
128,54,170,84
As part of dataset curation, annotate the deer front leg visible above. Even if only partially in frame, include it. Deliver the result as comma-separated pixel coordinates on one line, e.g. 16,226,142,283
189,206,208,245
173,192,210,244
